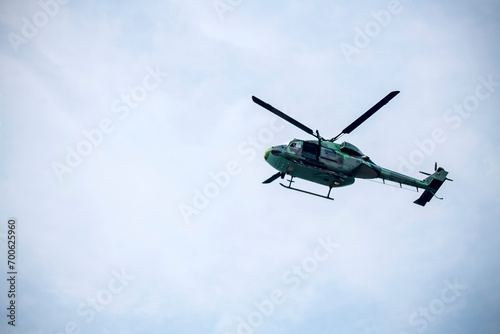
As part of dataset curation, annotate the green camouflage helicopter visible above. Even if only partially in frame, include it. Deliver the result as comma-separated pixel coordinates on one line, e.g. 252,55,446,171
252,92,452,206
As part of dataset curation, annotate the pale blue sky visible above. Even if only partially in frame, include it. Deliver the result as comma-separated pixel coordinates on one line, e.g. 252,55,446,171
1,1,499,333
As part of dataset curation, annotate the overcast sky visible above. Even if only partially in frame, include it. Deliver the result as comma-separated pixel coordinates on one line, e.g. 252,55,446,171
1,1,499,333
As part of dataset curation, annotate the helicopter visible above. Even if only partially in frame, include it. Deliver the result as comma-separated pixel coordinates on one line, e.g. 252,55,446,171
252,91,452,206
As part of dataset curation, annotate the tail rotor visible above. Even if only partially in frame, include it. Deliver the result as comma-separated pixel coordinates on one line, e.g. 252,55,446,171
419,162,453,182
414,163,452,206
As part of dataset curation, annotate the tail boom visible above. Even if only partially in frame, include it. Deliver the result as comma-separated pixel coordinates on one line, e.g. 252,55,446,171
378,166,450,206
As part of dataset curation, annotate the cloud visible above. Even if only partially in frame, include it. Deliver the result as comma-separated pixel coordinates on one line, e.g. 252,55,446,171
0,1,499,333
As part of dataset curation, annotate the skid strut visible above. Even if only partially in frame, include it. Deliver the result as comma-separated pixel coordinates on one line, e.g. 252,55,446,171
280,176,334,201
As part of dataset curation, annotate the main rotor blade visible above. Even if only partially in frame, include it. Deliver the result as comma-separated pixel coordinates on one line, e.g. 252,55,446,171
252,96,315,137
263,172,283,184
332,91,400,141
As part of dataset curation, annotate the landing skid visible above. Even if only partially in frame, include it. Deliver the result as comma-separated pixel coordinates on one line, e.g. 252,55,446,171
279,176,334,201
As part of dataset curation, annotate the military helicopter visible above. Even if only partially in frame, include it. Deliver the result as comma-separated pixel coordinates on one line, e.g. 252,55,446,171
252,92,452,206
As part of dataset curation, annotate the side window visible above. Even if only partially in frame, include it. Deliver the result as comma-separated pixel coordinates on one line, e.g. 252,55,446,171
322,148,337,160
321,147,343,164
302,142,319,160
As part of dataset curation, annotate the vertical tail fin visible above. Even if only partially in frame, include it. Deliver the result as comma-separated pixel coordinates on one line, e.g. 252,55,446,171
414,167,451,206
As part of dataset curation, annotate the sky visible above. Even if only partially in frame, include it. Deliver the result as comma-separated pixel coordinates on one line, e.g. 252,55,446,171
0,0,499,333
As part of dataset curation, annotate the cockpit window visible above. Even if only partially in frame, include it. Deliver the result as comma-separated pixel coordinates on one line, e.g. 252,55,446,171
288,140,302,154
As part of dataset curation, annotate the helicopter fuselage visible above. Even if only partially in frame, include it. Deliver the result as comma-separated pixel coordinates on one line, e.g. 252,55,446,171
264,139,381,188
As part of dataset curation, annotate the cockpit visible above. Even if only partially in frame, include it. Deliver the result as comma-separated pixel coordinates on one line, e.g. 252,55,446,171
287,140,303,155
286,139,321,160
